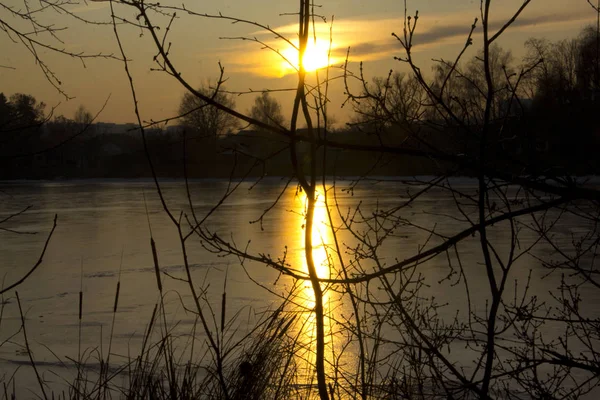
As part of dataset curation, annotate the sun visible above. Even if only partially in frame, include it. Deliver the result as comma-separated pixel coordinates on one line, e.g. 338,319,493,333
301,40,331,72
280,39,334,74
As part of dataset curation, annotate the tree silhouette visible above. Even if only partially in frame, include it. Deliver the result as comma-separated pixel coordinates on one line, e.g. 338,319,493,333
178,82,240,137
249,92,285,129
74,105,93,126
0,93,46,156
351,72,427,131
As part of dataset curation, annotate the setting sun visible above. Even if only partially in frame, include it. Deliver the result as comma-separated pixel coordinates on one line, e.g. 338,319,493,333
280,39,335,73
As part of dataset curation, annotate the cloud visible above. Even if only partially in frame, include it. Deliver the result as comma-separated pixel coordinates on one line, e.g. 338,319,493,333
338,8,594,61
221,7,596,76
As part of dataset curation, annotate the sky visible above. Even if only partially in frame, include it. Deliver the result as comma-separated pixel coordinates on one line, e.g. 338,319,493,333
0,0,596,127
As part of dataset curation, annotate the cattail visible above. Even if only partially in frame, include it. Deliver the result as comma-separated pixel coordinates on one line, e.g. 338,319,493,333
78,291,83,320
221,292,226,332
141,303,158,354
113,281,120,313
278,315,297,340
78,259,84,321
150,237,162,293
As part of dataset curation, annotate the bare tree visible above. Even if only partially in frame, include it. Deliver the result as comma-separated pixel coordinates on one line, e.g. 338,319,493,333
178,82,240,137
524,37,580,104
350,71,427,131
428,43,516,124
1,0,116,98
249,92,286,129
74,105,93,126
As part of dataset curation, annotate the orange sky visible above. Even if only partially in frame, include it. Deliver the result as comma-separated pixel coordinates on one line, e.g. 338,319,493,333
0,0,596,127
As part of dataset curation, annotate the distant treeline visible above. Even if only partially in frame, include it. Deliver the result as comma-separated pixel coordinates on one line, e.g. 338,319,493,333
2,26,600,179
1,117,599,180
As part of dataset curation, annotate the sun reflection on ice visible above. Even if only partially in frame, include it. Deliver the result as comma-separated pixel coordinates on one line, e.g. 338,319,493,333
288,186,358,390
293,187,333,307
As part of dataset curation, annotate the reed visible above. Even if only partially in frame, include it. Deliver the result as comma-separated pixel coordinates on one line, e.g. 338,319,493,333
4,266,304,400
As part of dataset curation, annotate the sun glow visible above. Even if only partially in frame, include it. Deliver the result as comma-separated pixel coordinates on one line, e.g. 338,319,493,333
280,39,336,73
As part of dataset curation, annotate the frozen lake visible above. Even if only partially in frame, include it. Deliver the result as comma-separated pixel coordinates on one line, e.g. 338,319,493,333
0,178,598,398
